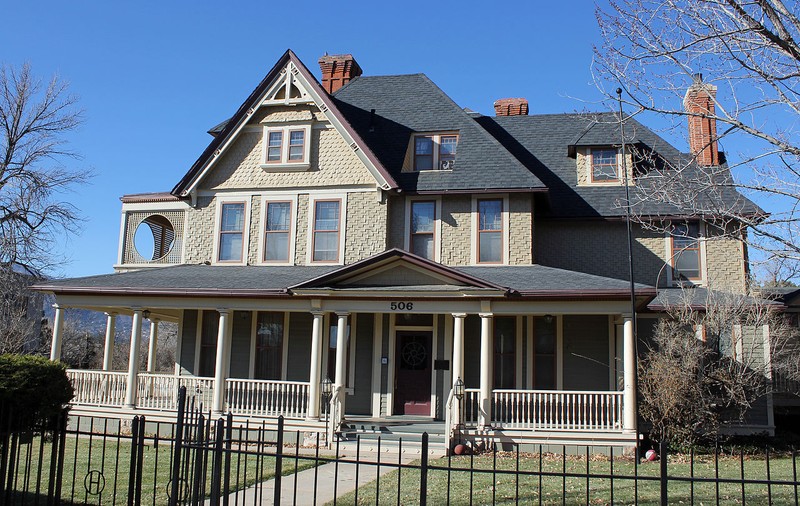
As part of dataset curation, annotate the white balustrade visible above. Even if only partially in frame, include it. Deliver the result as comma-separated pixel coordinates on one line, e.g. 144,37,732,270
225,378,310,419
67,369,128,407
464,388,624,431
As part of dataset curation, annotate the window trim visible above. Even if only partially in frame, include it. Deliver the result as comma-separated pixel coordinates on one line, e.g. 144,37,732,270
471,195,509,265
257,195,297,265
588,147,621,184
404,197,441,262
412,132,459,171
666,220,707,285
260,125,312,170
212,198,250,265
307,194,347,265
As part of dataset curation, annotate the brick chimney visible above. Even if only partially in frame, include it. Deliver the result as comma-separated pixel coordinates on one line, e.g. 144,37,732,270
684,74,720,166
494,98,529,116
318,54,362,94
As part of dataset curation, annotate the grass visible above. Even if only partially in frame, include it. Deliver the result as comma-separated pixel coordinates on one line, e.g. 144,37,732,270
4,431,318,506
335,450,800,505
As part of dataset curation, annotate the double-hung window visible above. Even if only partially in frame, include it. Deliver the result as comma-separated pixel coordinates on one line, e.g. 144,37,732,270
262,125,311,167
264,201,292,262
409,200,436,260
590,148,620,182
218,202,246,262
671,221,702,281
477,199,503,263
312,199,341,262
413,133,458,171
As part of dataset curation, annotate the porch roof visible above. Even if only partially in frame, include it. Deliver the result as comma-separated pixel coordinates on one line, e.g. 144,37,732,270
34,261,655,300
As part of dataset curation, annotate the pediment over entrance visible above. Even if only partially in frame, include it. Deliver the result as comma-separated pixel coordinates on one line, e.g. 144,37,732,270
290,249,505,293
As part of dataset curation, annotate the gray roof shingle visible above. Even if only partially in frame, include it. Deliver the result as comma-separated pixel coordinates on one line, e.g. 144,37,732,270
332,74,546,192
35,263,653,297
478,112,763,218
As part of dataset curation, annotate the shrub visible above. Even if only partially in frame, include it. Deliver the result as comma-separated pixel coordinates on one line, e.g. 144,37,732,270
0,354,73,430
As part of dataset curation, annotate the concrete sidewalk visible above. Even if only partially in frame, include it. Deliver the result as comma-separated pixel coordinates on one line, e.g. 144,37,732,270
212,452,417,505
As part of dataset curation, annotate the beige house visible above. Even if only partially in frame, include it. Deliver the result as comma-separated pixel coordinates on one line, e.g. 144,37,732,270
36,50,769,448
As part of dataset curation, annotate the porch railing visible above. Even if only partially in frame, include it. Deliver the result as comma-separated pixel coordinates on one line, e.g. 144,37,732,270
225,378,310,419
135,373,214,411
464,388,624,431
67,369,128,407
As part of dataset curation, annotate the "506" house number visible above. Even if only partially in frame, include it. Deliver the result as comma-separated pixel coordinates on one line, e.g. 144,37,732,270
389,301,414,311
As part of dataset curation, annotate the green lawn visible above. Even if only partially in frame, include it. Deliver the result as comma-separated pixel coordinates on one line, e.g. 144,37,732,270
336,451,800,505
4,432,318,505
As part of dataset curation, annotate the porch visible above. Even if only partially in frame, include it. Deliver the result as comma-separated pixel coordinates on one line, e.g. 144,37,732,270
39,251,651,448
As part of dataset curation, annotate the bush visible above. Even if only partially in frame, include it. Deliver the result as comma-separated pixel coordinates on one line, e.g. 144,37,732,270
0,354,73,430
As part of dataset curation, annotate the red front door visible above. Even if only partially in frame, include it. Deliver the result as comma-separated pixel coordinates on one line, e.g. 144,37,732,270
394,331,432,416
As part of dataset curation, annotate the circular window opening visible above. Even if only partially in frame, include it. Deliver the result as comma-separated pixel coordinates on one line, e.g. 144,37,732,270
134,215,176,261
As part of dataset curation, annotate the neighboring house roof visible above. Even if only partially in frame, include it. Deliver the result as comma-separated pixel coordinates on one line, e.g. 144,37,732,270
331,74,546,193
34,256,655,300
171,49,398,196
478,112,764,219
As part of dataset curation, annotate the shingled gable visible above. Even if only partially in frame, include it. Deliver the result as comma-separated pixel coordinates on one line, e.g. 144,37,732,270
171,49,398,197
331,74,547,193
289,248,506,291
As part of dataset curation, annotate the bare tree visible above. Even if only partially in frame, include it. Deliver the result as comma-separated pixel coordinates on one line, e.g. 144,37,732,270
639,287,800,445
0,63,87,351
594,0,800,275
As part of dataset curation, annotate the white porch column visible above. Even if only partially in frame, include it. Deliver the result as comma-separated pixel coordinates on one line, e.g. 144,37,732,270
452,313,466,387
334,312,349,417
307,311,325,420
49,304,65,361
124,309,144,408
102,312,117,371
146,318,159,373
622,315,637,433
212,309,231,415
479,312,493,429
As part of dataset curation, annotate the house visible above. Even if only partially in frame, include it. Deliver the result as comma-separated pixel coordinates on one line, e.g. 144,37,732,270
34,50,772,448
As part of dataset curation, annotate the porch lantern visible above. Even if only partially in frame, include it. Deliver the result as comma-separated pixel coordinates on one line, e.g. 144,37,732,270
321,376,333,400
454,377,465,401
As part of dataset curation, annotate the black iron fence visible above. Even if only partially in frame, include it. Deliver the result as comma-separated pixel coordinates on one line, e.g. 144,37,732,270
1,387,800,505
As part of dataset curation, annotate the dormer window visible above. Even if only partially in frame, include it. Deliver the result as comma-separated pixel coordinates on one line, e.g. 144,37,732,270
590,148,620,182
414,134,458,171
261,125,311,170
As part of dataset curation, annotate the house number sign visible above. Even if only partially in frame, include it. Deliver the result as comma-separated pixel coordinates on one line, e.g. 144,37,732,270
389,301,414,311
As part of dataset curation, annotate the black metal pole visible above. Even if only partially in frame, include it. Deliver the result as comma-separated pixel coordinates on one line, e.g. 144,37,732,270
617,88,639,442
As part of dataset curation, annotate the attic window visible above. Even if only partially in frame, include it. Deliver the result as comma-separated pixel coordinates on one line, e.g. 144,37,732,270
590,148,620,182
414,134,458,171
261,125,312,170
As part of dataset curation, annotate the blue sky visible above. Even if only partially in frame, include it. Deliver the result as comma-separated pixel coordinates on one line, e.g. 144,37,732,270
3,1,629,278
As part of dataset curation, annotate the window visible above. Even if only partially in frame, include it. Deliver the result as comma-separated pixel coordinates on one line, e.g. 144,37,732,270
590,148,619,182
533,316,556,389
410,200,436,260
198,310,219,377
262,126,311,167
477,199,503,263
264,201,292,262
494,317,516,389
218,202,245,262
671,221,702,281
312,200,341,262
413,134,458,171
254,312,284,380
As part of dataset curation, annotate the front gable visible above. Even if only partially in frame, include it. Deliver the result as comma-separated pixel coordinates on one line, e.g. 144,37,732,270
290,249,506,296
172,50,397,197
